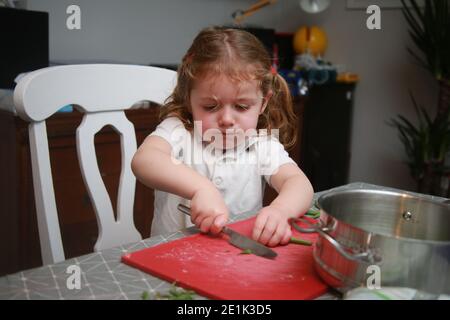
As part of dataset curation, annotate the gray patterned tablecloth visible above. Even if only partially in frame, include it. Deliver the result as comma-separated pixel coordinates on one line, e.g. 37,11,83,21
0,182,447,300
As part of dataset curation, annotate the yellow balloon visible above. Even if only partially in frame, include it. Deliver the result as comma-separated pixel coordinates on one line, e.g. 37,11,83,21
293,26,328,56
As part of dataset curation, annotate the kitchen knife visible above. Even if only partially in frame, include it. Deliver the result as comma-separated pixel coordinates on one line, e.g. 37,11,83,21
177,203,277,259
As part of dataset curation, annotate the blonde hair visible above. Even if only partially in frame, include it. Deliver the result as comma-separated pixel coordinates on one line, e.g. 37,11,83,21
160,26,297,149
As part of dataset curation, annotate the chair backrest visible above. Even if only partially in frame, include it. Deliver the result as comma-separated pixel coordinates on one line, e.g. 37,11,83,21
13,64,177,265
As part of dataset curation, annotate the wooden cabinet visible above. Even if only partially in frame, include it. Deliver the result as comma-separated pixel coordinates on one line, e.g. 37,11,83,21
0,99,306,276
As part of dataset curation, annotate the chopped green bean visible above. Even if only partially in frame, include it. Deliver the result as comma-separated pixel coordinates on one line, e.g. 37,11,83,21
142,282,196,300
306,208,320,218
141,291,150,300
290,237,312,246
239,248,253,255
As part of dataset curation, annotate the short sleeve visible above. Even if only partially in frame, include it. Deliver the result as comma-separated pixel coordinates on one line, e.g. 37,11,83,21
255,137,297,187
149,117,188,160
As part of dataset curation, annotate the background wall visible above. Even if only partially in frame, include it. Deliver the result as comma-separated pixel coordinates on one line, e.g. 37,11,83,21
26,0,439,192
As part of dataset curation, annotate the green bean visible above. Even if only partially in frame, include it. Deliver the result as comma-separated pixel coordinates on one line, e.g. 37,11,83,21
290,237,312,246
239,249,253,255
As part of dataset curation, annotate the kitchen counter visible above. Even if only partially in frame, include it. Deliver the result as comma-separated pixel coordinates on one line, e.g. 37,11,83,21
0,182,446,300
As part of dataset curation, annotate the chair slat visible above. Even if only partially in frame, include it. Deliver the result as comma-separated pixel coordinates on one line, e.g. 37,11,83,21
76,111,141,251
29,122,65,264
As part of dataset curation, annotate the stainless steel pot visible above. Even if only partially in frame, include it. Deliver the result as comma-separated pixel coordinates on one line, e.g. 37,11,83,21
293,189,450,296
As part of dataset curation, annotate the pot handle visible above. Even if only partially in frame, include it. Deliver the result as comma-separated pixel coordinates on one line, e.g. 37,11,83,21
291,217,381,264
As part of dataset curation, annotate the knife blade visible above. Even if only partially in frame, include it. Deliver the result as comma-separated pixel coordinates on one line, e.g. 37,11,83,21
177,203,277,259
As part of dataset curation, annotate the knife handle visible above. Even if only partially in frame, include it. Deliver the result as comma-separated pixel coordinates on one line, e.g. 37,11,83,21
177,203,231,234
177,203,192,217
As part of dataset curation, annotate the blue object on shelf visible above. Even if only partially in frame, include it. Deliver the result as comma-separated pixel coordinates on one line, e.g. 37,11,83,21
278,69,307,97
58,104,73,112
279,67,338,97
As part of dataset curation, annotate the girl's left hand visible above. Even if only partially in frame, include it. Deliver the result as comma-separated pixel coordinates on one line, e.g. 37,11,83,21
252,204,293,247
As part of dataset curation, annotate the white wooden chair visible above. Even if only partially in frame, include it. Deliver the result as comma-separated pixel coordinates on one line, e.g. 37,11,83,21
13,64,177,265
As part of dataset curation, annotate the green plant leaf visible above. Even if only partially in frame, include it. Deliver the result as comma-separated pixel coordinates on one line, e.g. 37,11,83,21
402,0,450,80
390,91,450,180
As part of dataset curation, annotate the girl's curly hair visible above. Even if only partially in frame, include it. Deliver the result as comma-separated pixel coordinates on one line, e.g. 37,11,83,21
160,26,297,149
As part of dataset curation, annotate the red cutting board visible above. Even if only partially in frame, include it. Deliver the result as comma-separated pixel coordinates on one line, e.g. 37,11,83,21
122,216,328,300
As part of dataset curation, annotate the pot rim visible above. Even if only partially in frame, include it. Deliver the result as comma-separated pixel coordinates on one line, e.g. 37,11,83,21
316,188,450,245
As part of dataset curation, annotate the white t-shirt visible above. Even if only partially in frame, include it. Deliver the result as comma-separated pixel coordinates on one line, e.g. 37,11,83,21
148,117,297,236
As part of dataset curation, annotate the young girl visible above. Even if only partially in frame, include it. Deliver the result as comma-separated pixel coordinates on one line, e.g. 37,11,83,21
132,27,313,247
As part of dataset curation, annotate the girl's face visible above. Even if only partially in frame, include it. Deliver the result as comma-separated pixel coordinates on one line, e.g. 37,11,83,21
190,73,269,149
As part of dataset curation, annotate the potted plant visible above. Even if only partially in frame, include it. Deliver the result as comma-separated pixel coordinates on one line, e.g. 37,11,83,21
390,93,450,195
391,0,450,196
402,0,450,116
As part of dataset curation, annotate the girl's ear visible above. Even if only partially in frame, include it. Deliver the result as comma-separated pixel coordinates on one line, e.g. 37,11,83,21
260,90,273,114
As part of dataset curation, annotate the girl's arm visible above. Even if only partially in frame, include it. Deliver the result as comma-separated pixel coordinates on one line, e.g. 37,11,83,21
131,135,229,234
252,163,313,247
132,135,209,200
268,163,313,219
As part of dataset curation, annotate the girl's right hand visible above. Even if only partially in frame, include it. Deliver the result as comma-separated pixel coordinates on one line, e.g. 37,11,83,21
190,187,229,235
